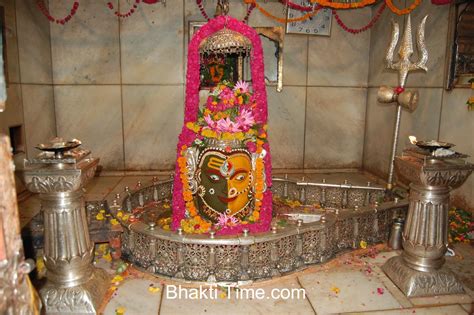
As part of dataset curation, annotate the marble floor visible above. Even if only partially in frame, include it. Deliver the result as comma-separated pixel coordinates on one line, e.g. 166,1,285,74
17,172,474,315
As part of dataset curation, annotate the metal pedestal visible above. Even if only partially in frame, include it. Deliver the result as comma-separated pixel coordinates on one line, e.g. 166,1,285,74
382,148,473,297
22,145,110,314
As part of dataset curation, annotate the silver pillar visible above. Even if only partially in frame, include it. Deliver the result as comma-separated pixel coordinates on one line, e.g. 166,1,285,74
382,148,473,297
22,143,110,314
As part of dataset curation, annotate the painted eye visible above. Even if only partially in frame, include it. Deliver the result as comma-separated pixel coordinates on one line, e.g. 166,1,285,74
209,174,220,181
235,174,246,181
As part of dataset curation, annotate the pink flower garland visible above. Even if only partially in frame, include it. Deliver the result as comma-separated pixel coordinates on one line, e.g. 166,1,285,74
172,15,272,235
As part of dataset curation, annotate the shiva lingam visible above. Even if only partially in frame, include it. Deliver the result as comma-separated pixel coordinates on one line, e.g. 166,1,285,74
107,16,409,283
171,15,271,235
377,15,428,190
382,142,473,297
21,138,109,314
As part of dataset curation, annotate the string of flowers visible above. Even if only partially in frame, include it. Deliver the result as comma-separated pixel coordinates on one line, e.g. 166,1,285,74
36,0,79,25
243,2,256,22
332,3,386,34
196,0,210,21
244,0,322,24
107,0,141,18
309,0,376,9
172,15,272,235
279,0,313,12
386,0,422,15
196,0,256,23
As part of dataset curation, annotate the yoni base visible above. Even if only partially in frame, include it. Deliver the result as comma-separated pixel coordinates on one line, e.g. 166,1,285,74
382,255,464,297
39,268,110,314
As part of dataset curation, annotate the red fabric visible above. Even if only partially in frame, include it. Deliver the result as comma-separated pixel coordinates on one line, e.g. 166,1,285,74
431,0,452,5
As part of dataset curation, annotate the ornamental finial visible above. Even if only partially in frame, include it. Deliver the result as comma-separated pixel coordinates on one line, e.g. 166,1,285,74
385,15,428,88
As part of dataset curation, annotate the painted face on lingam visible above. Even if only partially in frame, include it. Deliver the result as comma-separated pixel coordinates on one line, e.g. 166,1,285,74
196,149,253,222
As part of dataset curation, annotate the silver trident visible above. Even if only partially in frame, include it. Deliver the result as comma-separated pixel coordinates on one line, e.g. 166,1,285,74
377,15,428,190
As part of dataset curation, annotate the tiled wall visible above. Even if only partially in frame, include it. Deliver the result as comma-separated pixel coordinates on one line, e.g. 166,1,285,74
47,0,372,172
363,1,473,211
0,0,55,191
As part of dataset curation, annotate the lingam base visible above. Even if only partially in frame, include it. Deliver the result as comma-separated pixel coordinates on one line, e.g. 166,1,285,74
111,177,409,283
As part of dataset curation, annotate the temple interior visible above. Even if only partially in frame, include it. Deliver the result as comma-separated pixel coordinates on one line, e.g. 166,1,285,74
0,0,473,314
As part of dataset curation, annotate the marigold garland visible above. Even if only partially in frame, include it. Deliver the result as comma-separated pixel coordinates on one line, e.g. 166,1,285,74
244,0,322,24
332,3,386,34
386,0,422,15
309,0,376,9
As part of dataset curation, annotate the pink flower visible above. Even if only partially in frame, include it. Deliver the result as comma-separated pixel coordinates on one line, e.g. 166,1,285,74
220,87,234,101
246,141,257,153
234,80,250,93
217,213,239,227
204,114,218,129
236,108,255,131
216,117,240,133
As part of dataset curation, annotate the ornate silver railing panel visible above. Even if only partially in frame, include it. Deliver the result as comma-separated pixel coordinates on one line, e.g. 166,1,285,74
114,177,406,283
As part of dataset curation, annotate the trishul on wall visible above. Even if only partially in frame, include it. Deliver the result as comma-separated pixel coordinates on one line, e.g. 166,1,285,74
377,15,428,190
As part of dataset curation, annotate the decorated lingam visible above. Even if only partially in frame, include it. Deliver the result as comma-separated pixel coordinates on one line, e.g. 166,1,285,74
172,15,272,235
111,14,408,283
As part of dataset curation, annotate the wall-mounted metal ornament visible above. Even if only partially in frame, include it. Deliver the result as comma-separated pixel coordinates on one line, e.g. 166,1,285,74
377,15,428,190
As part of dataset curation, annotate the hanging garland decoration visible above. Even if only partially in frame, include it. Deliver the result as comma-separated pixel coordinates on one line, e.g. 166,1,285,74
243,3,256,22
244,0,322,24
107,0,141,18
196,0,256,22
36,0,79,25
279,0,313,12
309,0,376,9
196,0,210,21
332,2,386,34
386,0,422,15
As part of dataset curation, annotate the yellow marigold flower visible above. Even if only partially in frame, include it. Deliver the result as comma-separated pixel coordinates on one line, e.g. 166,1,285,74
252,211,260,220
110,218,119,226
148,286,161,294
96,213,105,221
330,286,340,294
111,275,124,284
360,240,367,249
186,122,200,133
116,211,123,218
221,132,234,140
115,306,126,315
102,253,112,262
235,132,245,140
202,129,217,138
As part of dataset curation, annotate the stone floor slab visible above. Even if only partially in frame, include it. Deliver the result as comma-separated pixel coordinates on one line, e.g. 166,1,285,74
343,304,468,314
103,278,163,315
159,277,314,315
298,267,401,314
